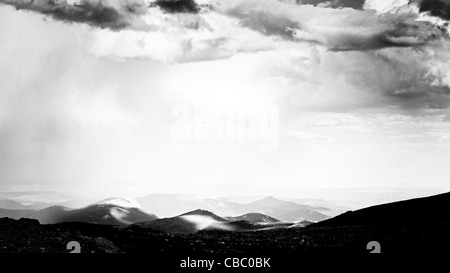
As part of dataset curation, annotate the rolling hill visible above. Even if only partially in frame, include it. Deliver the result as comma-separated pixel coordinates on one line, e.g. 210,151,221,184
27,197,157,225
0,193,329,226
132,209,291,234
226,213,280,223
132,209,231,234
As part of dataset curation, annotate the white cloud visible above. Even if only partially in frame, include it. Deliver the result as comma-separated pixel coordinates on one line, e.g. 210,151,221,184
363,0,410,13
2,0,450,197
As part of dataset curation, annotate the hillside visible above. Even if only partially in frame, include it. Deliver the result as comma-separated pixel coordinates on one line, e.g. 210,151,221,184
226,213,280,223
314,191,450,227
132,209,291,234
27,198,157,225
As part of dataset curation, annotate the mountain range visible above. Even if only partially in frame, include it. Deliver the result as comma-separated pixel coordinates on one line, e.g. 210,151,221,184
1,190,449,254
0,194,332,227
136,194,331,222
0,197,157,225
0,190,350,222
131,209,293,234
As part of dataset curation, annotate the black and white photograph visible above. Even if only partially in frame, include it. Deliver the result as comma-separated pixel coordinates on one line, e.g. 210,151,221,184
0,0,450,269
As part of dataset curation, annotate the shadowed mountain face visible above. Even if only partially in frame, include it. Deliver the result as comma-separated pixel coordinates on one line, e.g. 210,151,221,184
27,198,157,225
132,209,231,234
314,191,450,227
132,209,291,234
226,213,280,223
27,206,71,224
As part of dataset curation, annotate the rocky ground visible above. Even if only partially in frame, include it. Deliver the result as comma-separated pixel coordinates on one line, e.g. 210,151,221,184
1,217,449,255
0,218,119,253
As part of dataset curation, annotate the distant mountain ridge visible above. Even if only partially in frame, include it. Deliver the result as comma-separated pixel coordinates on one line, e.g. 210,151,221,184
0,199,29,210
137,194,330,222
239,196,328,222
0,191,79,210
0,194,333,225
0,208,36,219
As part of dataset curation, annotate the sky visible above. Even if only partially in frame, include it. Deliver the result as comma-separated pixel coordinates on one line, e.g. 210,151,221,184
0,0,450,204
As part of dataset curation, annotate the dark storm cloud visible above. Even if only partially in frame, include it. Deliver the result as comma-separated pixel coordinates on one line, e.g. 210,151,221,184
387,85,450,110
152,0,199,13
342,44,450,111
417,0,450,20
222,1,448,52
0,0,149,30
0,0,203,30
1,0,448,53
297,0,364,9
330,18,448,51
305,0,450,19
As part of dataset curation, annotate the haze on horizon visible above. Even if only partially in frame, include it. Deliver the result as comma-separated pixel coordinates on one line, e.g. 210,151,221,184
1,0,450,206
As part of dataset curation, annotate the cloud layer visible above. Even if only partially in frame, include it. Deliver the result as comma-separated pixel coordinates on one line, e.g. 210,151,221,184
1,0,450,111
1,0,450,195
0,0,152,30
1,0,448,50
216,0,447,51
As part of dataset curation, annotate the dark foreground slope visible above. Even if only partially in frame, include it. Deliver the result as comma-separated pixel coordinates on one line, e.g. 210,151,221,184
304,191,450,254
314,191,450,227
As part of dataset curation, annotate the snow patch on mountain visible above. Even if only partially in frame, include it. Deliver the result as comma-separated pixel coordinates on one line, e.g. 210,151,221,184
109,207,130,223
179,212,235,231
180,214,221,230
96,197,141,209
